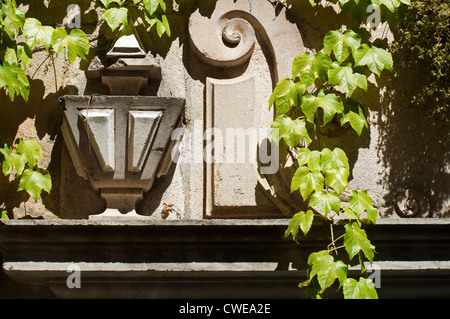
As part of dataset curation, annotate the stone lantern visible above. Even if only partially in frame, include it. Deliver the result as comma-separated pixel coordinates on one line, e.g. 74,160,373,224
60,25,185,219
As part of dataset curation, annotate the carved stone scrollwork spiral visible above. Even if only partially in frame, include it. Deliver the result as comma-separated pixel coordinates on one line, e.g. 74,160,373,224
189,11,256,67
395,189,431,218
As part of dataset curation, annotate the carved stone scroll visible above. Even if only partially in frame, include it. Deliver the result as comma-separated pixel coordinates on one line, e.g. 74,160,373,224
189,0,306,218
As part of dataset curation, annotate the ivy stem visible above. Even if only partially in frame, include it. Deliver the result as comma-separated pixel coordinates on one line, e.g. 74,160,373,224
31,53,52,80
328,245,345,254
327,233,345,251
50,53,58,93
329,222,337,255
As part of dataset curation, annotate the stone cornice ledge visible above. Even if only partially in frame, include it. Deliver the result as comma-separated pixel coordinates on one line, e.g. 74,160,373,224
2,217,450,226
1,218,450,298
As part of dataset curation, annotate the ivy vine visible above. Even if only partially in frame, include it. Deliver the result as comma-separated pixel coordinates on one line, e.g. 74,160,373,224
271,0,411,298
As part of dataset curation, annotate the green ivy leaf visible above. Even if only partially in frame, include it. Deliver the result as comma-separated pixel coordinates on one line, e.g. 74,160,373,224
23,18,54,50
301,91,344,125
309,190,341,218
308,0,322,6
324,167,349,195
17,168,52,202
271,115,312,147
16,138,43,170
0,144,25,176
51,28,90,64
342,207,359,223
343,277,378,299
320,148,349,173
291,167,325,201
143,0,167,15
145,10,171,37
285,210,314,241
100,0,126,8
17,43,32,69
269,78,306,115
0,62,30,102
327,62,367,97
297,148,322,172
341,100,368,136
323,30,361,64
1,1,25,33
308,250,348,292
371,0,401,12
349,190,378,224
102,7,129,31
0,210,9,220
354,44,393,77
320,148,349,194
292,52,331,87
344,222,375,262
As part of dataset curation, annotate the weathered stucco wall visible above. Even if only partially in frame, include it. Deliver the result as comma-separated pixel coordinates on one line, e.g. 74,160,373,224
0,0,448,220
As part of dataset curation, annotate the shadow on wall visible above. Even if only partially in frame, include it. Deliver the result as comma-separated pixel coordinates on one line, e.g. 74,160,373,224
374,51,450,217
0,79,79,218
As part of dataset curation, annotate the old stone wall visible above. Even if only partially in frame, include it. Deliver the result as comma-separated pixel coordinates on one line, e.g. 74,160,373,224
0,0,448,220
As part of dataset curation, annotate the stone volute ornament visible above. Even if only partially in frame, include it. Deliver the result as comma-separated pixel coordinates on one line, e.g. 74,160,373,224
60,25,185,219
188,0,308,217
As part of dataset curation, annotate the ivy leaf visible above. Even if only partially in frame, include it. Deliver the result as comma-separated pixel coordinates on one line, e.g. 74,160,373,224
308,251,348,292
292,52,331,87
297,148,321,172
344,222,375,262
342,207,359,224
145,10,171,37
143,0,167,15
301,91,344,125
271,115,312,147
17,43,33,69
16,138,43,170
4,48,18,66
17,168,52,202
51,28,90,64
371,0,401,12
0,62,30,102
343,278,378,299
309,190,341,218
327,62,367,97
1,210,9,220
341,100,368,136
285,210,314,241
100,0,126,8
349,190,377,224
0,144,25,176
320,148,349,193
1,1,25,33
269,78,306,115
156,14,170,37
308,0,322,6
291,167,325,200
102,7,129,31
320,148,349,173
23,18,54,50
323,30,361,64
324,167,349,195
354,44,393,77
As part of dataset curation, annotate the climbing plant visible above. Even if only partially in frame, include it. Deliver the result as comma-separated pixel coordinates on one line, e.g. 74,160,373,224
393,0,449,143
270,0,411,298
0,0,176,217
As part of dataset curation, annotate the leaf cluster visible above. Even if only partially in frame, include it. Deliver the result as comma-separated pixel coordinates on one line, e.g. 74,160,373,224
393,0,449,142
100,0,178,37
270,28,393,148
275,0,411,299
0,138,52,202
0,0,90,102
